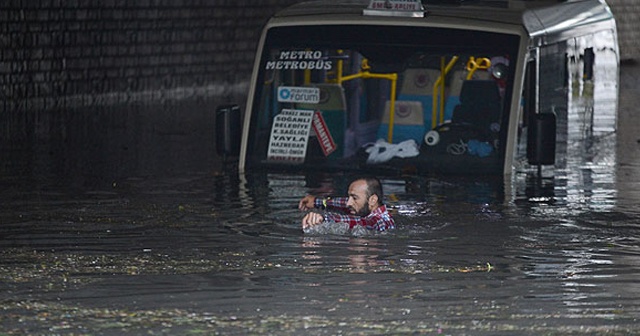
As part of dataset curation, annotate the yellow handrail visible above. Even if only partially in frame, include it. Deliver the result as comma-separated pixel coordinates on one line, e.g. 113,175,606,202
304,68,311,85
432,56,459,129
440,57,445,124
466,56,491,80
337,50,345,83
338,59,398,143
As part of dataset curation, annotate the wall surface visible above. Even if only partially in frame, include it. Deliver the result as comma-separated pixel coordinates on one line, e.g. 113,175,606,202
1,0,305,114
0,0,304,180
607,0,640,62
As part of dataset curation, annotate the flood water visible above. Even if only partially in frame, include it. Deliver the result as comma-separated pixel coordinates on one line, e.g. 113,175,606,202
1,62,639,335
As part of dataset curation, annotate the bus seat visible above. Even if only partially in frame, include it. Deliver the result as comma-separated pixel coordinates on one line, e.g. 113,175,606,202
400,68,440,128
377,68,439,143
298,83,347,158
445,70,466,122
451,80,501,135
445,70,491,123
376,100,425,143
400,68,439,95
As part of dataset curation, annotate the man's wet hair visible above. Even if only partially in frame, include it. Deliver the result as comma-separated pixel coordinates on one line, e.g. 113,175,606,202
355,176,384,206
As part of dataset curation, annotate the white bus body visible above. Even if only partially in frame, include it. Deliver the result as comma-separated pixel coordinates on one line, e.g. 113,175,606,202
218,0,619,177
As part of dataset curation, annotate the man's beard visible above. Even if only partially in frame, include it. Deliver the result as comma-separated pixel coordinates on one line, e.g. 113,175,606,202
349,205,371,217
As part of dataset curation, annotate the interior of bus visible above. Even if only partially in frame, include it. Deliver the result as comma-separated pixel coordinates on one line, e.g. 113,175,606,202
247,25,521,175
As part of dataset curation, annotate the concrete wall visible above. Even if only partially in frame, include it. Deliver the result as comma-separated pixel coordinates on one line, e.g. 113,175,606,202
607,0,640,62
0,0,304,181
1,0,307,114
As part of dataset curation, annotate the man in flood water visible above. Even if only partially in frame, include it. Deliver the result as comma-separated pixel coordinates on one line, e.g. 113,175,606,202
298,177,395,232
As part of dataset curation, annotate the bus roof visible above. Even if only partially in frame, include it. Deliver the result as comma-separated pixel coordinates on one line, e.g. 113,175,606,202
275,0,525,25
272,0,616,44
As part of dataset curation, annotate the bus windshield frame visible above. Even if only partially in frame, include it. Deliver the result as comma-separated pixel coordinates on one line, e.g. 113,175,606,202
245,24,521,176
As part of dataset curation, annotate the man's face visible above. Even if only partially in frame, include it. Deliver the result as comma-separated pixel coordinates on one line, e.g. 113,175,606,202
346,180,371,217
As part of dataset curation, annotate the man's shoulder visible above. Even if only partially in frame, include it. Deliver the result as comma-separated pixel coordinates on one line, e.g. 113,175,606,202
375,204,390,213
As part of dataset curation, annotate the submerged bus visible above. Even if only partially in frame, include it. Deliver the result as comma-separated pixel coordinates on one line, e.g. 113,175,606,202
217,0,619,176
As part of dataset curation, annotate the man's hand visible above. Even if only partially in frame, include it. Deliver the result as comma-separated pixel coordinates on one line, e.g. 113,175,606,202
298,195,317,211
302,212,324,229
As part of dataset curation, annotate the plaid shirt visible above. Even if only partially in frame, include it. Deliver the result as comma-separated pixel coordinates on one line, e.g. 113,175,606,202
315,197,395,232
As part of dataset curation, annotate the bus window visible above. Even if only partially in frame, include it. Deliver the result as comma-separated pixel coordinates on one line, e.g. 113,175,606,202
246,25,520,175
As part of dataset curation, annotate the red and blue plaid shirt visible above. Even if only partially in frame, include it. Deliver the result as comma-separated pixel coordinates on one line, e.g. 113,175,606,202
314,197,395,232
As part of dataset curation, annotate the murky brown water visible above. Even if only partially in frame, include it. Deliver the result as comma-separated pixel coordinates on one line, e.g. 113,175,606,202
2,171,639,335
1,62,639,335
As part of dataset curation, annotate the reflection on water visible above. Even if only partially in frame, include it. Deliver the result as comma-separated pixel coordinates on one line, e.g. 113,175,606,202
1,166,639,334
1,63,639,334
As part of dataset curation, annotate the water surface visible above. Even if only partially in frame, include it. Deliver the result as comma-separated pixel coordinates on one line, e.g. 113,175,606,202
1,169,639,335
1,62,639,335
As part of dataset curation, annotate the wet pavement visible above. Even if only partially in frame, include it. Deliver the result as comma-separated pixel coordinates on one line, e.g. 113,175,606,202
0,61,639,335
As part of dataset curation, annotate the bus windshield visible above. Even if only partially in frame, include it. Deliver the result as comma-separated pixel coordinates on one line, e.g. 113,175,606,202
246,24,521,175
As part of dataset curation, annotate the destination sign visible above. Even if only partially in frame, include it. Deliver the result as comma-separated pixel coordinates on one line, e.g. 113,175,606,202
267,109,314,163
363,0,425,17
367,0,423,11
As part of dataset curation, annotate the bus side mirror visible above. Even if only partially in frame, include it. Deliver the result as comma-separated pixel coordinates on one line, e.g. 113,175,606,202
215,104,241,157
527,112,556,166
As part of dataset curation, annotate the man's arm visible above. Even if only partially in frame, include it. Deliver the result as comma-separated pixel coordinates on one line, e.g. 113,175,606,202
324,207,395,231
302,212,324,230
322,197,349,212
298,195,317,211
300,196,349,231
299,195,350,212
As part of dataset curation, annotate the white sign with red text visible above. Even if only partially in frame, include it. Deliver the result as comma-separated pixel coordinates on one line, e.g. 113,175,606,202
367,0,423,11
312,111,337,156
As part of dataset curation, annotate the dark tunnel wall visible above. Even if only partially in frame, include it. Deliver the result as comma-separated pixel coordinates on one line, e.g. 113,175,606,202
1,0,306,113
0,0,305,181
